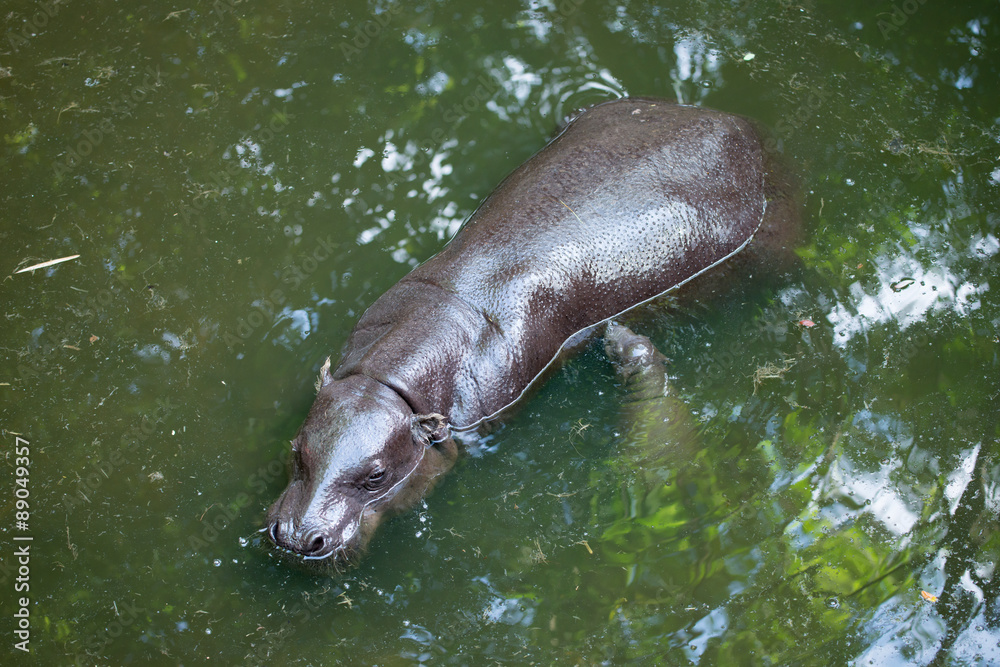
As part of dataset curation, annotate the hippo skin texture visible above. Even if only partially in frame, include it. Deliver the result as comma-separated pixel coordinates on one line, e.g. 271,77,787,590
265,98,798,569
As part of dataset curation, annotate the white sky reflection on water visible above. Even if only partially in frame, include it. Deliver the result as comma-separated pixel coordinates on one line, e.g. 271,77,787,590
825,228,994,347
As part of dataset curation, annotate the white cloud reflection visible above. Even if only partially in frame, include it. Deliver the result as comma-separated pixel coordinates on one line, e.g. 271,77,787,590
826,231,994,346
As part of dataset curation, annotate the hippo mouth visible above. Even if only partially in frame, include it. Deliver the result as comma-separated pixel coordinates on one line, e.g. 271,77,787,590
264,524,359,573
263,497,365,572
266,520,355,562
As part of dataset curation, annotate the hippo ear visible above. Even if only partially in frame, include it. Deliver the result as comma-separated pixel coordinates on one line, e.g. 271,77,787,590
412,413,450,446
314,357,333,393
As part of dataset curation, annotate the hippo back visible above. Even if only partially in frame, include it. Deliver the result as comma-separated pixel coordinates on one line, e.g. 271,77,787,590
336,99,773,426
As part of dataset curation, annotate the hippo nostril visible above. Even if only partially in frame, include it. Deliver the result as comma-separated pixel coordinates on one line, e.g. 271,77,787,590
268,522,281,546
304,532,327,556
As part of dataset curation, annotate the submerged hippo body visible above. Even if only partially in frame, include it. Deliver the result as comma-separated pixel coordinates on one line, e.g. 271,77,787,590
266,98,798,567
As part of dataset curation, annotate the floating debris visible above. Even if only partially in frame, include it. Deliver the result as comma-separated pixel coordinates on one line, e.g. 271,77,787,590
15,254,80,274
890,277,916,292
752,358,797,394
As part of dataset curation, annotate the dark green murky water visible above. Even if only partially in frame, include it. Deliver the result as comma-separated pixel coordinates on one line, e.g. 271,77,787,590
2,0,998,664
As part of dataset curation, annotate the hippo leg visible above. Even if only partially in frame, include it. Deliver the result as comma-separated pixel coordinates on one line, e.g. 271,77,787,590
603,322,671,399
602,322,700,489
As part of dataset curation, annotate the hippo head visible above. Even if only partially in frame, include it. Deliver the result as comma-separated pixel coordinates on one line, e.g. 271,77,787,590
265,361,457,570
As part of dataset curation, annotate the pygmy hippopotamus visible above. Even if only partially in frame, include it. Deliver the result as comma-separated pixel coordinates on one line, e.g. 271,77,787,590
265,97,799,569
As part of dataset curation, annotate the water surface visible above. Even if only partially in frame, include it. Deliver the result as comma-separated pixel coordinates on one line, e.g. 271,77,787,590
1,0,998,664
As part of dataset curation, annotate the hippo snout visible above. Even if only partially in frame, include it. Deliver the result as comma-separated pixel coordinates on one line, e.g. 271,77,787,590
267,520,340,559
265,480,361,563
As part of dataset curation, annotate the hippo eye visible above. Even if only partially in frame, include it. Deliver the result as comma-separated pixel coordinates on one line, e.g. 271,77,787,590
363,468,387,491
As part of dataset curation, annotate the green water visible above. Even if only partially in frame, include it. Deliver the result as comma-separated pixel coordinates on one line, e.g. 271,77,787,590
1,0,998,664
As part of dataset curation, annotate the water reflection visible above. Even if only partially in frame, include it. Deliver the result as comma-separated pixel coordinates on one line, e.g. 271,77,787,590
670,36,724,104
828,266,986,346
368,46,629,268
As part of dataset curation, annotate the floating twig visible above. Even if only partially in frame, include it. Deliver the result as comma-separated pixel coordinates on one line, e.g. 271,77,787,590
15,254,80,274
